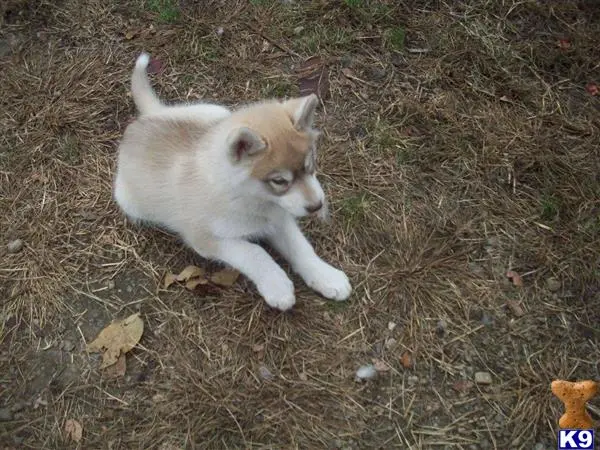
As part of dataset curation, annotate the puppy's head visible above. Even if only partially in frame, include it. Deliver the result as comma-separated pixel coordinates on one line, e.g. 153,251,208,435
226,94,328,220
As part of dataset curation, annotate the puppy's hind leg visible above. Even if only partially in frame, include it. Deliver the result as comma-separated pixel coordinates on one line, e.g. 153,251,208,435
185,234,297,311
113,178,146,226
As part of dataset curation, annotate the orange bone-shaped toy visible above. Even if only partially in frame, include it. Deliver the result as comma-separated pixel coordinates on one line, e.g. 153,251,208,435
551,380,598,429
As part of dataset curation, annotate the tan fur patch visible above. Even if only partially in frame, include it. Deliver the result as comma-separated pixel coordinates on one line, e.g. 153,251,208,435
121,117,209,162
230,102,315,180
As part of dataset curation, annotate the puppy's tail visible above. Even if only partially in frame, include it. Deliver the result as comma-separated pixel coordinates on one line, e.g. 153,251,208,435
131,52,162,115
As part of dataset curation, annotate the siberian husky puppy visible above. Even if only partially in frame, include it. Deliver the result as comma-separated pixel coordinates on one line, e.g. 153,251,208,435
113,53,351,310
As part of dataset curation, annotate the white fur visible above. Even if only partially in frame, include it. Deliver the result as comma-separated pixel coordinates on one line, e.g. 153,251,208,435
113,53,352,310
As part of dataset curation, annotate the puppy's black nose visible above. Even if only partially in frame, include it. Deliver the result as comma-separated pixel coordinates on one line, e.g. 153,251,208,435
305,201,323,214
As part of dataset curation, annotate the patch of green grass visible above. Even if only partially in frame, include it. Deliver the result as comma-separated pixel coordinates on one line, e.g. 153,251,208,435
57,133,81,165
249,0,277,6
343,0,362,7
260,79,298,98
540,195,560,221
297,25,353,54
396,148,412,166
340,193,370,226
147,0,180,23
367,118,399,151
386,26,405,51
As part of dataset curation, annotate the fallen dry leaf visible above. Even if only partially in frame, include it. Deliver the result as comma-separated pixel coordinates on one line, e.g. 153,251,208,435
296,56,330,100
585,82,598,96
163,272,177,289
103,352,126,378
65,419,83,442
185,277,208,290
506,270,523,287
87,313,144,369
124,29,138,40
557,39,571,49
400,351,413,369
176,265,205,282
506,299,525,317
210,268,240,287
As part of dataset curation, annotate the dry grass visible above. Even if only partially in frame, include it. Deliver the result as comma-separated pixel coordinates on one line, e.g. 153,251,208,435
1,0,599,448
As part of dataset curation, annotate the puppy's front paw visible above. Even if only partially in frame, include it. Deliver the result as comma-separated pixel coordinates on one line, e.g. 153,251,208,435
258,276,296,311
303,263,352,302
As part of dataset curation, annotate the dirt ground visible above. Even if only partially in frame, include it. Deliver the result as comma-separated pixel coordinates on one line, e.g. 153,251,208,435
1,0,599,448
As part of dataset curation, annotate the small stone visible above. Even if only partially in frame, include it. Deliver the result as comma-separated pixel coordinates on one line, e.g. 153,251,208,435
293,26,304,35
546,277,561,292
7,239,23,253
258,366,273,381
355,364,377,381
384,337,397,349
11,402,26,413
0,408,13,421
474,371,493,385
387,321,397,331
435,319,447,336
107,280,115,289
481,311,494,326
533,443,545,450
407,375,419,385
152,394,166,403
61,340,75,352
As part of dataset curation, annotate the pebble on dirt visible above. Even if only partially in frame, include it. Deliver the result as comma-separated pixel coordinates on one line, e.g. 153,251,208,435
355,364,377,381
0,408,13,421
7,239,23,253
474,371,493,385
546,277,561,292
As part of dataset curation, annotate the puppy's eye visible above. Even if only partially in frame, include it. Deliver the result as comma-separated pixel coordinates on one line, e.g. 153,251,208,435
270,178,289,186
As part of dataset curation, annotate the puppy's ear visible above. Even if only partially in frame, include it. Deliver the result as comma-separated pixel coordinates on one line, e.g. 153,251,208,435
226,127,266,162
284,94,319,130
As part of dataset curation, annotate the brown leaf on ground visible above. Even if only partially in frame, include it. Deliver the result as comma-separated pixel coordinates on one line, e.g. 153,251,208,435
163,272,177,289
557,39,571,49
585,83,598,96
87,313,144,369
506,270,523,287
64,419,83,442
103,352,127,378
210,268,240,287
400,351,413,368
506,299,525,317
296,56,330,100
452,380,474,393
124,29,138,40
185,277,209,290
176,265,206,282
